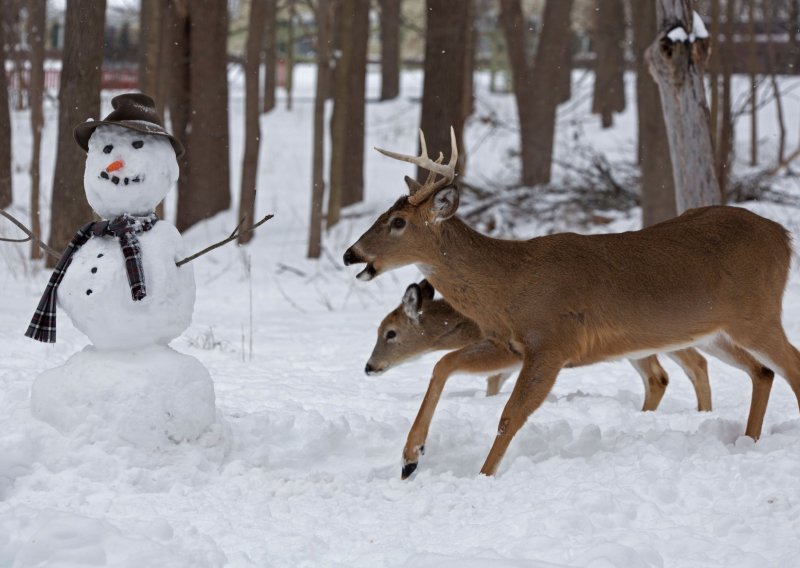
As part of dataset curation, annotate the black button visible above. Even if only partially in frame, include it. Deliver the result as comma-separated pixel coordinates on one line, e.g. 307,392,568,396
91,267,97,274
86,289,93,295
97,253,103,258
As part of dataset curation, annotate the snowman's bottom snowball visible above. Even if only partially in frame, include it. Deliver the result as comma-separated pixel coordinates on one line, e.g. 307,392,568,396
31,345,216,449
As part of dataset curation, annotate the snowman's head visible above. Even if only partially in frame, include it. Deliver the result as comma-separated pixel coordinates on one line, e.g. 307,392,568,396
84,125,179,219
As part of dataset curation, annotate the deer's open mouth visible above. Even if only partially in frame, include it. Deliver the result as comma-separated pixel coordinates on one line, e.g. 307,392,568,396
357,263,377,281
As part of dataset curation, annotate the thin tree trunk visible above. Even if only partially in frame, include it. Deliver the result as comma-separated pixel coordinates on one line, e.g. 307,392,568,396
28,0,46,258
764,0,786,165
716,0,735,202
631,0,676,226
239,0,268,245
418,0,470,182
285,0,296,111
48,0,107,265
327,0,369,227
500,0,573,187
646,0,720,213
747,0,758,166
263,0,278,113
308,1,334,259
708,0,720,149
592,0,626,128
140,0,166,218
176,0,231,233
0,16,12,209
166,0,191,209
379,0,401,101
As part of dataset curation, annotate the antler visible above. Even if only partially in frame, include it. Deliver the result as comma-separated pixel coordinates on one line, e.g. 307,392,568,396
375,127,458,206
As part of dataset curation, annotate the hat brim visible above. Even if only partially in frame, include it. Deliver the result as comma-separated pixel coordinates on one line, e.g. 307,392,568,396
74,119,185,159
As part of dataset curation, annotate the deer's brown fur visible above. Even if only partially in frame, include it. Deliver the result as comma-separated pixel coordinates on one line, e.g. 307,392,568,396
344,132,799,477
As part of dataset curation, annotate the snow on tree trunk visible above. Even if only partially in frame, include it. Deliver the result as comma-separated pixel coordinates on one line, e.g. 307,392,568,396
646,0,720,213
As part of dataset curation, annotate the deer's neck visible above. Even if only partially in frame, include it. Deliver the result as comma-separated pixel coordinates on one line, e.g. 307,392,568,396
424,300,483,349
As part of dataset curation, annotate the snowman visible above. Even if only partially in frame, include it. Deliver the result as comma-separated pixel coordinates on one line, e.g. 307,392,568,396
25,94,218,449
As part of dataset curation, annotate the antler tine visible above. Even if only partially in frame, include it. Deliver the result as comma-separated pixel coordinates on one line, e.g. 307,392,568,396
419,129,428,159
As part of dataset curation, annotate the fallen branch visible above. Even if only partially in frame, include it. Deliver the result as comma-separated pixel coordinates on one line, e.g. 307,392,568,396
0,209,60,258
176,214,274,267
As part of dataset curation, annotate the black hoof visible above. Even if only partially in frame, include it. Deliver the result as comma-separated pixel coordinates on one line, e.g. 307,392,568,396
401,462,418,479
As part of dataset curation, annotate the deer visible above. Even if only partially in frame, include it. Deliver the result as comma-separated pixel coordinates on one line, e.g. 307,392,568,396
344,128,799,478
367,278,715,406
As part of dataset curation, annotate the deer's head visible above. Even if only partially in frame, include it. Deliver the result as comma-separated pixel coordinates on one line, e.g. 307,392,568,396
364,280,438,375
343,128,460,281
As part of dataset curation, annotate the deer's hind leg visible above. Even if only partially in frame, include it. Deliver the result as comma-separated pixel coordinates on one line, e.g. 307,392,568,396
486,372,511,397
667,348,712,412
703,336,775,440
629,356,669,412
402,340,518,479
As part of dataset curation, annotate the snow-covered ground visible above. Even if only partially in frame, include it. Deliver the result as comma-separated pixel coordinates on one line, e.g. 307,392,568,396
1,67,800,567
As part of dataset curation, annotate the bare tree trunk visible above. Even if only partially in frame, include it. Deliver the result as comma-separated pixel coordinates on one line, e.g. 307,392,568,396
308,1,334,259
48,0,107,265
500,0,573,187
747,0,758,166
379,0,401,101
418,0,470,181
28,0,46,258
646,0,721,213
0,16,12,209
176,0,231,233
592,0,626,128
239,0,268,245
285,0,296,111
140,0,166,218
631,0,676,226
327,0,369,227
708,0,720,149
716,0,735,202
166,0,190,204
765,0,786,165
263,0,278,113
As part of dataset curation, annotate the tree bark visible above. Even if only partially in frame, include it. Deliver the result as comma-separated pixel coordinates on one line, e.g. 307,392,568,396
765,0,786,165
591,0,626,128
327,0,369,227
285,0,296,111
418,0,471,182
48,0,107,265
139,0,164,105
263,0,278,113
239,0,268,245
646,0,721,213
0,15,12,209
28,0,46,258
747,0,757,166
631,0,676,227
379,0,401,101
175,0,231,233
308,1,334,259
500,0,573,187
716,0,735,201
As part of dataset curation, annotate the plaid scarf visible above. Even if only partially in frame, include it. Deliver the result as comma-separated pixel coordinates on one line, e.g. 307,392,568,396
25,213,159,343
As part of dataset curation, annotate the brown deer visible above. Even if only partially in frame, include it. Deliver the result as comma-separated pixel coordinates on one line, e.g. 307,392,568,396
344,128,798,478
367,279,714,405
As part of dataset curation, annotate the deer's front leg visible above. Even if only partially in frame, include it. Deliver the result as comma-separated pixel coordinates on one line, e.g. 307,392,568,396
402,340,518,479
480,347,563,477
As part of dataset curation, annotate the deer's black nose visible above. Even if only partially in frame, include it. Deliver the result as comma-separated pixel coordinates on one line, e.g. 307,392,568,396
364,363,374,375
343,248,359,266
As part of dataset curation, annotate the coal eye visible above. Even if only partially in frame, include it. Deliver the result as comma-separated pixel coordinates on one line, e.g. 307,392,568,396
386,330,397,340
132,140,144,149
391,218,406,230
103,145,113,154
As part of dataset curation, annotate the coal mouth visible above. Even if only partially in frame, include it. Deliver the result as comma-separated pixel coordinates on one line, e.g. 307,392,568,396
98,171,145,186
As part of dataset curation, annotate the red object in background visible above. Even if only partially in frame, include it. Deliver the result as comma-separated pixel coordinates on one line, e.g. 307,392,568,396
6,64,140,95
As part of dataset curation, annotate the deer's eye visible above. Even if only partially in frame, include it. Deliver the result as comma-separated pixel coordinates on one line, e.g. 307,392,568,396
386,330,397,340
391,217,406,230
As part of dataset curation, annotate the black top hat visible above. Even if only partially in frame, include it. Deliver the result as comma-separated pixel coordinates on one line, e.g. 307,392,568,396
73,93,185,158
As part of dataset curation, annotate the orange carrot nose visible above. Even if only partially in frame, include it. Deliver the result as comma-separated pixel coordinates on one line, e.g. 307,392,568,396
106,160,124,173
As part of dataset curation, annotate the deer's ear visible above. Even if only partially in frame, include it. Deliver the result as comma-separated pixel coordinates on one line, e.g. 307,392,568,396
418,279,435,300
404,175,422,196
429,185,459,222
402,283,422,322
